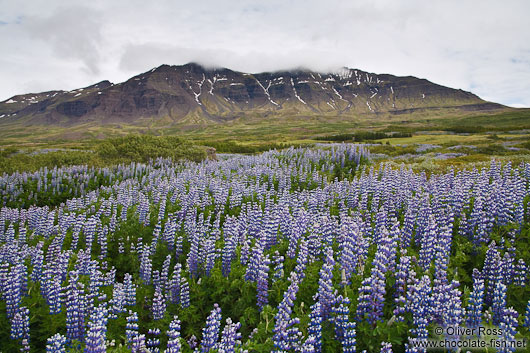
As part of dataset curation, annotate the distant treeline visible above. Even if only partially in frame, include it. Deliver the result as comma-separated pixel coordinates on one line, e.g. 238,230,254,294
441,126,485,133
315,131,412,142
202,141,291,154
0,135,207,174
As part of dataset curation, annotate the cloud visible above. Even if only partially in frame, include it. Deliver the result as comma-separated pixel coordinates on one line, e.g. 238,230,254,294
24,6,104,75
0,0,529,107
118,43,349,75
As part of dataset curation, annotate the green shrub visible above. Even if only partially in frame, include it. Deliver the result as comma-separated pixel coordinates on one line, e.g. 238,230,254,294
95,135,206,163
315,131,412,142
0,135,207,174
201,141,288,154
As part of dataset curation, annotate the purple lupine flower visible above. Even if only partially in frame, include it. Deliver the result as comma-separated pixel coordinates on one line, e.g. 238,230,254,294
152,270,161,292
187,232,200,279
11,306,30,346
356,244,388,326
338,222,359,285
385,221,400,273
123,273,136,306
162,218,177,251
514,259,527,286
166,316,182,353
239,234,250,266
307,224,322,262
30,246,44,283
256,255,270,310
401,208,415,249
393,252,411,321
204,236,217,277
46,333,67,353
300,334,317,353
70,216,84,250
317,248,335,320
222,217,238,277
139,246,153,285
84,304,108,353
380,342,392,353
441,282,464,342
47,274,62,314
407,275,432,348
152,287,167,320
83,216,97,253
273,272,303,352
492,282,507,326
201,303,222,352
104,266,116,287
501,252,515,286
217,318,242,353
294,238,310,281
0,261,10,298
264,209,280,249
180,277,190,308
308,302,322,353
160,254,171,291
98,225,108,260
109,283,126,319
125,310,139,349
466,269,484,328
418,215,437,271
138,193,150,226
147,328,161,353
245,237,265,283
66,271,86,343
174,233,183,259
158,195,167,220
86,266,102,317
342,321,356,353
188,335,198,350
130,334,147,353
333,295,350,342
498,307,518,353
484,242,502,306
168,263,181,304
5,262,25,319
272,251,284,284
4,223,15,243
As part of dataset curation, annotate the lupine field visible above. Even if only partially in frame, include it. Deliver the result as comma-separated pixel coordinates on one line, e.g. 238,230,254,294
1,144,530,352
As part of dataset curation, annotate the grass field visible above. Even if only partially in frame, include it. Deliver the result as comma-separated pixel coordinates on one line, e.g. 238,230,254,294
0,108,529,174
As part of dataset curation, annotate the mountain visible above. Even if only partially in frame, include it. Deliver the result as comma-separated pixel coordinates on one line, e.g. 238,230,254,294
0,63,504,127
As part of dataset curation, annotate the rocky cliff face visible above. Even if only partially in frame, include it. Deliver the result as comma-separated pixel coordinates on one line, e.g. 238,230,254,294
0,63,503,126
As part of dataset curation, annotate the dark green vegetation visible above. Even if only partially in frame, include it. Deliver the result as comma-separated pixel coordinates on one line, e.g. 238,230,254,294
197,140,290,154
314,131,412,142
0,135,206,174
95,135,206,164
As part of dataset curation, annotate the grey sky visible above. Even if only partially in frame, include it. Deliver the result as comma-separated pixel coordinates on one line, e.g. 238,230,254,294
1,0,529,107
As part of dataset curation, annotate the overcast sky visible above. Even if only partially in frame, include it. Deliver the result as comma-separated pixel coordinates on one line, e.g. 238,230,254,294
1,0,529,107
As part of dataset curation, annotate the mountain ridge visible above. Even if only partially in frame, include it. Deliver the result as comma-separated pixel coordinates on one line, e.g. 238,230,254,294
0,63,506,127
